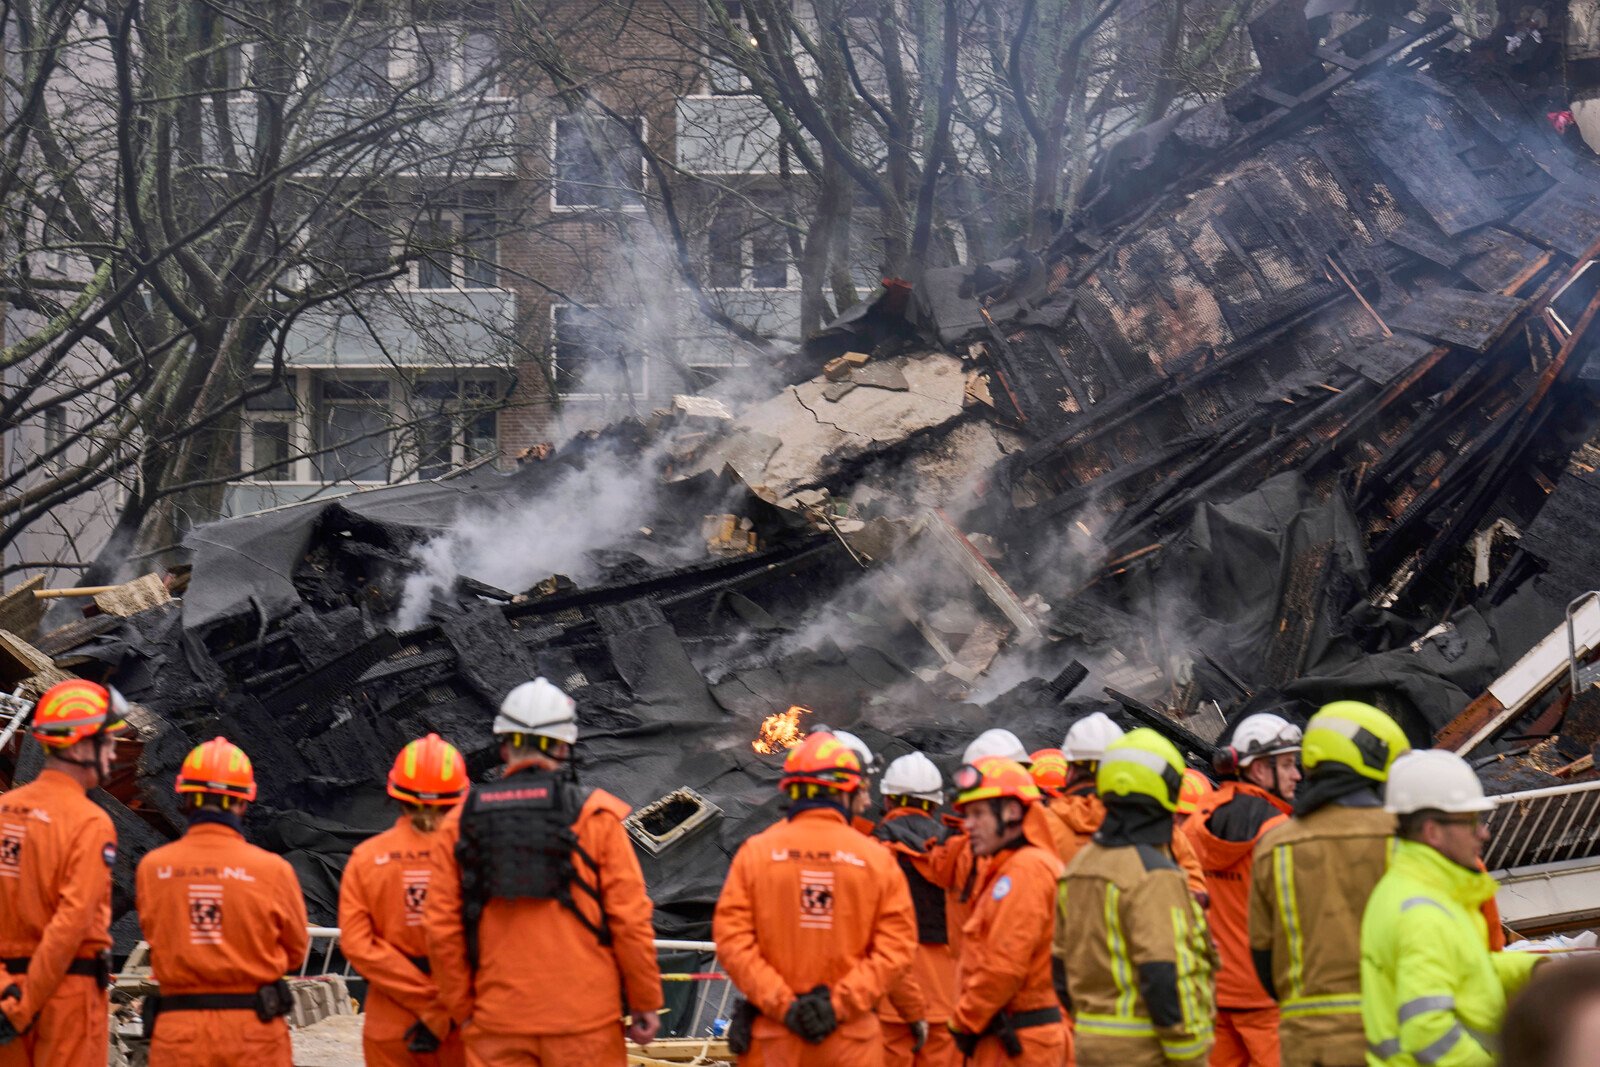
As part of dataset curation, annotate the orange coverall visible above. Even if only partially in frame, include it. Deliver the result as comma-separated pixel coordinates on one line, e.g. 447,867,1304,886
424,785,663,1067
951,805,1069,1067
0,768,116,1067
714,806,918,1067
875,808,959,1067
340,816,465,1067
135,819,310,1067
1181,781,1289,1067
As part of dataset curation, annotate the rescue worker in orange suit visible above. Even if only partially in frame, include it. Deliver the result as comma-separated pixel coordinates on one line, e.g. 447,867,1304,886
714,732,917,1067
1247,702,1410,1067
947,757,1069,1067
1055,729,1216,1067
1181,712,1302,1067
135,737,309,1066
340,734,470,1066
425,678,662,1066
0,680,126,1067
1172,772,1212,902
873,751,958,1067
1043,717,1208,900
1175,770,1214,832
921,729,1029,957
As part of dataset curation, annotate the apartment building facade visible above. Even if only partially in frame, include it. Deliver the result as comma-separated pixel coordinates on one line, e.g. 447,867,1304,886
1,0,806,583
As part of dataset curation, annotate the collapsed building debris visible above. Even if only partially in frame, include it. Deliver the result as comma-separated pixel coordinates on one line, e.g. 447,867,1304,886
10,6,1600,949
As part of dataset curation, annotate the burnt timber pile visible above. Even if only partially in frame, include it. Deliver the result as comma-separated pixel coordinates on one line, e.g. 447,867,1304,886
8,5,1600,945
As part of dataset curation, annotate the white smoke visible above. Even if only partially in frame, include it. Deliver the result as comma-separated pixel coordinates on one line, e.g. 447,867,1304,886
392,446,663,630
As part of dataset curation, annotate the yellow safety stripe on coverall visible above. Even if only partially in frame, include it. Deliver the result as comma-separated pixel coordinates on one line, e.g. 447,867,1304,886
1164,904,1212,1061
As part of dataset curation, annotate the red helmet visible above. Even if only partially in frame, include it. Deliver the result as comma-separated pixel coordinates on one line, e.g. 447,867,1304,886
31,680,128,750
954,757,1041,808
780,733,863,794
175,737,257,802
1176,768,1214,815
387,733,468,806
1030,749,1069,797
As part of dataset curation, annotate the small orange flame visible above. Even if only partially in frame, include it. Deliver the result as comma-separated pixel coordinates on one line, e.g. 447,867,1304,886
753,705,811,754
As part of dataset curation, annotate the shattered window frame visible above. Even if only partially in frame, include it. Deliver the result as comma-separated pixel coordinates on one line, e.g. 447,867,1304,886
550,115,647,212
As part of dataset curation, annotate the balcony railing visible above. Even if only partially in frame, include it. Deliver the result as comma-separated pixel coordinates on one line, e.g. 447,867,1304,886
276,288,517,368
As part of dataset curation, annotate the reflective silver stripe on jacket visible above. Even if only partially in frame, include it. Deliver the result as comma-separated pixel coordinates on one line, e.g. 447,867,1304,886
1397,995,1455,1024
1413,1023,1467,1065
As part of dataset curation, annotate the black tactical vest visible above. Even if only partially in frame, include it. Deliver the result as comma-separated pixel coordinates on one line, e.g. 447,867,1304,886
455,771,610,966
874,811,950,946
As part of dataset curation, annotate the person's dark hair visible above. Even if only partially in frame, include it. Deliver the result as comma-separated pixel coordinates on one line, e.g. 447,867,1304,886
1396,809,1444,840
1502,956,1600,1067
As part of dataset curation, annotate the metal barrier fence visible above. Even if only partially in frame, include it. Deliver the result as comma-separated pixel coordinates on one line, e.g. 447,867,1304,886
1485,779,1600,872
299,929,734,1041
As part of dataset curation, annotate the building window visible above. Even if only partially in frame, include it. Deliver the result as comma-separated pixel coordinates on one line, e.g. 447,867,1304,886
552,116,645,210
244,375,299,482
552,306,645,396
43,406,66,452
413,379,498,478
412,194,498,289
324,26,392,98
251,422,294,481
316,379,391,482
315,201,390,280
708,0,752,95
707,202,789,289
413,25,498,96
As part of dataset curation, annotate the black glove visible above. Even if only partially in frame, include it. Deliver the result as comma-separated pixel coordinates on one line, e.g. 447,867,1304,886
949,1021,980,1058
726,998,757,1055
0,986,20,1047
783,985,837,1044
405,1020,442,1054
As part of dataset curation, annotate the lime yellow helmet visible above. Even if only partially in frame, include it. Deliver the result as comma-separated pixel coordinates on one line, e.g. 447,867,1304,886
1301,701,1410,783
1097,728,1185,812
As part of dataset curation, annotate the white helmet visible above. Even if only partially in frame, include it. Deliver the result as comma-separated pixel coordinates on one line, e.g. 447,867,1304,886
881,752,944,804
963,728,1029,765
828,729,877,773
1384,749,1496,815
495,678,578,744
1063,712,1124,763
1231,713,1302,767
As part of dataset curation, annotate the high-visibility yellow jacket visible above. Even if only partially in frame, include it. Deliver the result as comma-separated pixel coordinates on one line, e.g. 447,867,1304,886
1359,839,1539,1067
1055,840,1216,1067
1247,801,1393,1066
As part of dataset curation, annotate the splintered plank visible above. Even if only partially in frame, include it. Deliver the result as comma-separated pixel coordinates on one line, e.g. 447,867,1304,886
0,577,44,640
1387,288,1527,351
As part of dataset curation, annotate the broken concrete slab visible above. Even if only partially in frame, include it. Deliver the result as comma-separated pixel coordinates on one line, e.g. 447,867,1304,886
851,362,910,391
690,353,967,502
